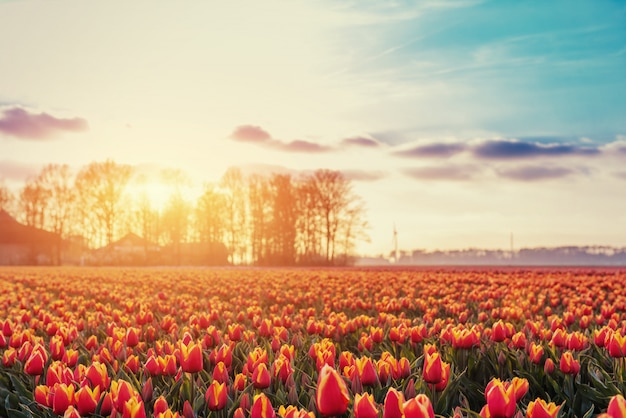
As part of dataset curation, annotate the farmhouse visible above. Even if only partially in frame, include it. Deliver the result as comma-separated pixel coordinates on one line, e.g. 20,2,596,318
0,209,61,265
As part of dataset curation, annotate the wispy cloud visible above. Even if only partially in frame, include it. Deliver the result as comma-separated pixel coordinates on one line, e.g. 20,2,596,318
401,164,480,181
341,136,381,148
230,124,333,153
393,142,466,158
496,165,576,181
343,169,387,182
0,106,88,140
472,139,599,159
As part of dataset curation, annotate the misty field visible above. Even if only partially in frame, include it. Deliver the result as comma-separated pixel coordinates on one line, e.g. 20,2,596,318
0,267,625,418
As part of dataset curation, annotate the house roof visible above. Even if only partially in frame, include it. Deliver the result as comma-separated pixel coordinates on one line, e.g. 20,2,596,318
0,209,60,245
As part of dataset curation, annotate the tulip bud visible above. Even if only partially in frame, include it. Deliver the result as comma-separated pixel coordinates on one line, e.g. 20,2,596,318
316,364,350,417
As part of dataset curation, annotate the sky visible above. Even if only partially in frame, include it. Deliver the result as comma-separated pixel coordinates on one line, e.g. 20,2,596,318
1,0,625,256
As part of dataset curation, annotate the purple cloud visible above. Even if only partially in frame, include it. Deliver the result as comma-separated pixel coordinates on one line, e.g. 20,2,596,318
341,136,380,148
279,140,333,153
0,107,88,140
343,170,387,182
229,124,333,153
230,125,271,143
473,139,599,159
401,165,480,181
496,165,575,181
0,160,41,181
393,143,466,158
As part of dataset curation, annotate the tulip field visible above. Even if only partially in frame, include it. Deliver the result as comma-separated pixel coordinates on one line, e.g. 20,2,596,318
1,267,626,418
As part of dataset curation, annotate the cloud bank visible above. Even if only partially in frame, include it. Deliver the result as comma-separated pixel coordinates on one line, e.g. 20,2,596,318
0,107,88,140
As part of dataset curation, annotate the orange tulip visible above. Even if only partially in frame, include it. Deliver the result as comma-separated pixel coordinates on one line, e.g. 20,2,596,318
403,394,435,418
526,398,560,418
316,364,350,417
607,394,626,418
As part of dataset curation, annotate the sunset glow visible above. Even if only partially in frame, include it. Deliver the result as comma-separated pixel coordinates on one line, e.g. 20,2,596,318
1,1,625,255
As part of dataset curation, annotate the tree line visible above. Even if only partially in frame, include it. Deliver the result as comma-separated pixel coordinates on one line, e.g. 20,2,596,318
0,161,368,266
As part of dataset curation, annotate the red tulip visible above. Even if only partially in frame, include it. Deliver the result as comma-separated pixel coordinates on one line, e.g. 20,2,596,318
24,349,46,375
63,406,81,418
511,377,529,401
35,385,50,407
607,394,626,418
252,363,271,389
354,392,379,418
559,352,580,375
213,361,229,384
250,393,276,418
528,343,544,364
205,381,227,411
122,397,147,418
607,333,626,358
526,398,560,418
51,383,75,415
383,387,405,418
356,356,379,386
154,396,169,416
75,385,100,415
316,364,350,416
485,378,516,418
403,394,435,418
423,352,445,384
180,341,203,373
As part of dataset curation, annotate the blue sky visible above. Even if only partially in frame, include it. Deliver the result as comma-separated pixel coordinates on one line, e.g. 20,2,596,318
0,0,625,254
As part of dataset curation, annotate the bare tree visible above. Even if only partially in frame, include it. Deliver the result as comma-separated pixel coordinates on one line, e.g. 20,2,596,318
75,160,132,247
0,181,15,214
220,167,247,264
18,178,50,229
269,173,298,265
247,174,272,264
37,164,76,239
196,183,226,245
304,169,366,265
162,192,190,265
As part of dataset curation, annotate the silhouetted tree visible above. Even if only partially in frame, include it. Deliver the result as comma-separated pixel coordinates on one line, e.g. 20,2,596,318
37,164,76,239
269,173,298,265
18,178,50,230
0,181,13,213
196,182,228,264
221,167,247,264
75,160,132,247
